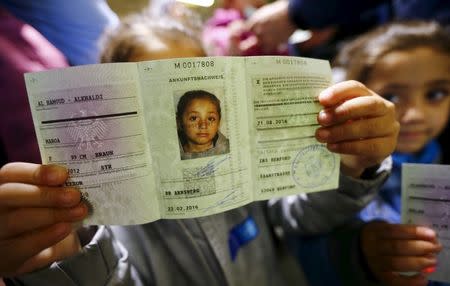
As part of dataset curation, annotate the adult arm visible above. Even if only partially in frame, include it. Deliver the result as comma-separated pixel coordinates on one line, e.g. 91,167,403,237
287,0,387,29
246,0,388,52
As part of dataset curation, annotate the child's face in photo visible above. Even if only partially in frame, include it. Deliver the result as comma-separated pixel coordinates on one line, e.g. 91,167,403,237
181,98,220,152
366,47,450,154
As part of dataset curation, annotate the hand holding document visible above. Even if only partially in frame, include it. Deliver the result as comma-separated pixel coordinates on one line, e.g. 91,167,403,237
402,163,450,283
25,56,339,225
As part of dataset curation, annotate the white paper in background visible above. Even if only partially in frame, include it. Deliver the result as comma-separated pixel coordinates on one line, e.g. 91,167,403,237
402,163,450,283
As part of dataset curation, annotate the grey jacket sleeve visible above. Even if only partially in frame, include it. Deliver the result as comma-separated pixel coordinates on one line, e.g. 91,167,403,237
268,157,391,235
9,226,146,286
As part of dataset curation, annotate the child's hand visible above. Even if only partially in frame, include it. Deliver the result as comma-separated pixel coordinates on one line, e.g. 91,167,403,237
0,163,88,277
316,80,400,178
361,221,441,286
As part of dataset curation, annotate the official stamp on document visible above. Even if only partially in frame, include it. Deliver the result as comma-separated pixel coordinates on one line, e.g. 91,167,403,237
291,144,335,188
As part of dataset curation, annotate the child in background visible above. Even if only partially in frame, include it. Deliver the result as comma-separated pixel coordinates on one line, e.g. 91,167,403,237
0,7,68,166
203,0,288,56
294,21,450,286
100,13,205,62
148,0,204,37
351,21,450,286
2,10,401,286
176,90,230,160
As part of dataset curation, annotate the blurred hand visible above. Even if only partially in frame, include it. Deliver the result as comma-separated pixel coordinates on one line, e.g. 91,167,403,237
316,80,400,178
0,163,88,277
246,0,297,53
227,20,247,55
361,221,441,286
296,27,337,52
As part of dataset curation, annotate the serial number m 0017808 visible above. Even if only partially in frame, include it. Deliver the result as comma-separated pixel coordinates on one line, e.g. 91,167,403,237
174,60,215,69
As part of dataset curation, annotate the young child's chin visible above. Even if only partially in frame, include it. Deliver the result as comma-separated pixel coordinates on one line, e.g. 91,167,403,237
395,142,426,154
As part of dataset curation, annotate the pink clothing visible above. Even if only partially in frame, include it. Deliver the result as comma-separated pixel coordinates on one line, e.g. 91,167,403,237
0,8,68,165
203,9,242,56
203,8,288,56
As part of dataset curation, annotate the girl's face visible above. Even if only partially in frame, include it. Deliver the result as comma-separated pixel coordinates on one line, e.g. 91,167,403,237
181,98,220,152
366,47,450,154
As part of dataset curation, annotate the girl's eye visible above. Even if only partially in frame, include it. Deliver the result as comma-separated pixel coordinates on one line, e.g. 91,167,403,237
426,88,449,103
208,117,216,122
189,116,198,121
381,92,400,104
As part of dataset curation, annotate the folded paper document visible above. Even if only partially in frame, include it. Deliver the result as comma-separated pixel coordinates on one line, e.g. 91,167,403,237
25,56,339,225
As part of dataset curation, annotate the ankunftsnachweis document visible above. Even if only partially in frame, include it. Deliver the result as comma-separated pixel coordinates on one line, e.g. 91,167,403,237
24,56,340,225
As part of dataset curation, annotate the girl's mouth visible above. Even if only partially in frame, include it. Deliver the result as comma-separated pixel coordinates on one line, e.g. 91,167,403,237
399,130,426,138
197,133,210,137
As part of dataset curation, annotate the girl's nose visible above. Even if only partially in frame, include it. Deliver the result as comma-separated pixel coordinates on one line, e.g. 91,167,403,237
198,119,208,129
401,101,426,123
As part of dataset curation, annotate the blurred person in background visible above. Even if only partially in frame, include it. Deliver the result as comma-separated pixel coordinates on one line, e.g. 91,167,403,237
100,12,205,62
0,5,68,166
246,0,449,59
0,0,119,65
202,0,289,56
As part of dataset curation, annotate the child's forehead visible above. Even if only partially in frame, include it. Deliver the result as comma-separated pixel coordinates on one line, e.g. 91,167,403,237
187,97,217,106
370,48,450,78
185,98,219,111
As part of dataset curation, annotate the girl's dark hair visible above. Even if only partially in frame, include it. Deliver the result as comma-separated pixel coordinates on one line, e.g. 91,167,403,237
176,90,221,120
176,90,222,146
334,21,450,83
